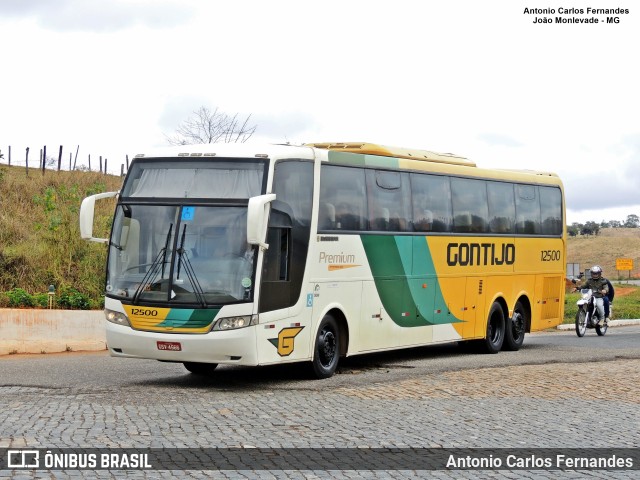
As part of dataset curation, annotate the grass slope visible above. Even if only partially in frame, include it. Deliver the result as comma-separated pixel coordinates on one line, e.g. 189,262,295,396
567,228,640,280
0,165,122,306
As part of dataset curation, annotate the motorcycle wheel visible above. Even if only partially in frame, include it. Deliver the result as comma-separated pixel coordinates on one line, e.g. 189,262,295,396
595,320,608,336
575,309,587,337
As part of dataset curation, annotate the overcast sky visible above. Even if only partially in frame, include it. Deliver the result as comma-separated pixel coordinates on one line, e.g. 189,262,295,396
1,0,638,224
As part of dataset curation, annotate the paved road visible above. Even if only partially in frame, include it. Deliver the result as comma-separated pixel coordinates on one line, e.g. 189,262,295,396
1,327,639,479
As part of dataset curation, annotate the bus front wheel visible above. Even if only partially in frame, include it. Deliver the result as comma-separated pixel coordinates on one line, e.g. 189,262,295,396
183,362,218,376
311,314,340,379
481,302,505,354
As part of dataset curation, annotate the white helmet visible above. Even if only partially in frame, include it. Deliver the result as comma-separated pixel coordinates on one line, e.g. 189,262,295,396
590,265,602,279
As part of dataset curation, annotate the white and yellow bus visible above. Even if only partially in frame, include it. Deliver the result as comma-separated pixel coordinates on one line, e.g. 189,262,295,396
80,142,566,378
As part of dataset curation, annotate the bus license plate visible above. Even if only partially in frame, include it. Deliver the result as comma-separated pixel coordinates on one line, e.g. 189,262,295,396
157,341,182,351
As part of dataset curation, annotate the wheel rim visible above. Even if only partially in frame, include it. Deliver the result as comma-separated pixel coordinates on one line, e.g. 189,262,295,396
578,311,587,335
318,327,337,368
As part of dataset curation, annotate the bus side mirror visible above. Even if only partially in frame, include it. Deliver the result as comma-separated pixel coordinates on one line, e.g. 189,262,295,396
80,191,119,243
247,194,276,250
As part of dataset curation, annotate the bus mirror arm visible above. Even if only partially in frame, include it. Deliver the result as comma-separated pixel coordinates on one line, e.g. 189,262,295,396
247,194,276,250
79,191,119,243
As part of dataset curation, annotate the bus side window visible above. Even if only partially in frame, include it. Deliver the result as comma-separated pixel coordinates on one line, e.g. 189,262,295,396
263,226,290,281
454,212,473,233
414,209,433,232
318,202,335,230
370,206,390,231
335,202,360,230
539,186,562,235
515,184,541,235
451,177,489,234
410,173,453,233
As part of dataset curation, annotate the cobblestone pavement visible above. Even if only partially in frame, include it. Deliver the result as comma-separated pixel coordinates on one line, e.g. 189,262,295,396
1,331,639,479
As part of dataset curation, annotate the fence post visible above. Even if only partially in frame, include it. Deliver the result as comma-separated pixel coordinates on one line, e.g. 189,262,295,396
25,147,29,176
120,164,124,176
99,156,103,173
42,145,46,174
73,145,79,170
57,145,63,171
104,158,108,174
88,154,91,171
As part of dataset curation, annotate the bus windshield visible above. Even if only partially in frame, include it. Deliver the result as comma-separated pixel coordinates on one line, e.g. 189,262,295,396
107,204,256,306
104,158,267,306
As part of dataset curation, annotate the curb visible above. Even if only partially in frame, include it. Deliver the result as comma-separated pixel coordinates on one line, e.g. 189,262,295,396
557,319,640,330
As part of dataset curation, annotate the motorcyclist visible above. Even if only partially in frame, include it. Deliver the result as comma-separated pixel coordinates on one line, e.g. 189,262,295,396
574,265,609,325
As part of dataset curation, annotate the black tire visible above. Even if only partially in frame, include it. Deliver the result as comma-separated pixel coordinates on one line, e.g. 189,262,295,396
503,301,527,351
311,314,340,379
575,309,587,337
595,321,608,336
183,362,218,375
480,302,505,354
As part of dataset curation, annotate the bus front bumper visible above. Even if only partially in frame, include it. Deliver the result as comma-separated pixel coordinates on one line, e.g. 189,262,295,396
105,322,258,365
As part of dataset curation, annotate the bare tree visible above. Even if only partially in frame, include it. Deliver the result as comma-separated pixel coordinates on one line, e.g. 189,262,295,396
165,106,257,145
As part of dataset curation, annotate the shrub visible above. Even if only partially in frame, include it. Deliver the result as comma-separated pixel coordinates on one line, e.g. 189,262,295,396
57,287,92,310
5,288,35,307
33,293,50,308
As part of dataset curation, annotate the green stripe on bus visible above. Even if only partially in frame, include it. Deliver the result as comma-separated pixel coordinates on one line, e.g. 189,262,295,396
361,235,462,327
157,308,219,328
326,151,400,168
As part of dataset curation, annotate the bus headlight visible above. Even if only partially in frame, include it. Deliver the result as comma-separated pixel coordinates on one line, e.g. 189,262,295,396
212,315,258,331
105,309,130,327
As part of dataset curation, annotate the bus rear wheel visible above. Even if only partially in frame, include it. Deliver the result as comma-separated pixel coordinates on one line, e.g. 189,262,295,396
503,301,526,351
311,314,340,379
481,302,505,354
183,362,218,376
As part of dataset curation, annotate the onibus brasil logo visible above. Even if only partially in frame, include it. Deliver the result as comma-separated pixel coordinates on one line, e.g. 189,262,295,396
269,327,304,356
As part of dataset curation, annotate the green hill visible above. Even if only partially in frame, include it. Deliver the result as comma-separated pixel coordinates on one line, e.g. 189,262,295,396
0,165,122,308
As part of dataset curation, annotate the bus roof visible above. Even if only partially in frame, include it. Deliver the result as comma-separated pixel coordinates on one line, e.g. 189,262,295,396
306,142,475,167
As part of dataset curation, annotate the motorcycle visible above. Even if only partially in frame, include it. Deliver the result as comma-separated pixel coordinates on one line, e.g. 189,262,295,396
574,288,609,337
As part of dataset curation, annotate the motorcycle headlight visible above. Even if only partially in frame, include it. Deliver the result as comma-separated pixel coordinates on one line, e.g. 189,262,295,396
212,315,258,331
105,308,131,327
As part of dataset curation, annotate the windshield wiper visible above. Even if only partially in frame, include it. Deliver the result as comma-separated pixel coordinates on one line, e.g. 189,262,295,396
176,224,207,307
161,223,173,278
132,224,173,304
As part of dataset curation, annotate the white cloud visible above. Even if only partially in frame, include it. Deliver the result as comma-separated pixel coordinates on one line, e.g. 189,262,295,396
0,0,194,32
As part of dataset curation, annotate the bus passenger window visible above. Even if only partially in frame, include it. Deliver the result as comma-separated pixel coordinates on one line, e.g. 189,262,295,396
451,178,489,234
318,202,335,230
410,173,452,232
365,170,411,233
319,165,366,232
515,184,541,234
335,202,359,230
